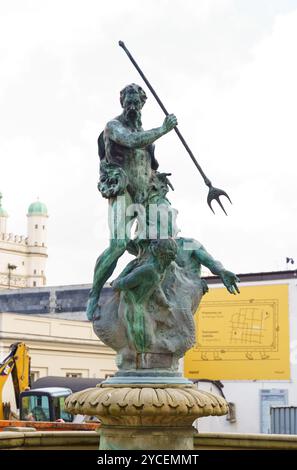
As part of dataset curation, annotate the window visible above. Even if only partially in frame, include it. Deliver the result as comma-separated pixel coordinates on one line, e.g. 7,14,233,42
22,395,50,421
260,389,288,433
42,225,45,230
33,281,36,287
35,224,38,229
34,242,38,246
30,371,40,385
34,269,37,274
42,243,45,247
52,396,73,422
41,270,44,275
66,372,83,378
22,261,25,266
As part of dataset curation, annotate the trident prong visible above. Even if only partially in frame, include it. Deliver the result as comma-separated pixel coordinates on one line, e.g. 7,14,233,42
207,186,232,216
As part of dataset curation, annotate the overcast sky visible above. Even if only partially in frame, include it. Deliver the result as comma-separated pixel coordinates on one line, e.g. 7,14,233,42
1,0,297,286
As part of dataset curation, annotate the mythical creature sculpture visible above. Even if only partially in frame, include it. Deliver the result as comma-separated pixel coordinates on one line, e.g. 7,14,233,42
93,236,239,372
89,83,239,377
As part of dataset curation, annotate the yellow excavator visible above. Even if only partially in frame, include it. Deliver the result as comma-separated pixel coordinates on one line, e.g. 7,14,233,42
0,343,100,432
0,342,30,420
0,343,100,430
0,342,77,422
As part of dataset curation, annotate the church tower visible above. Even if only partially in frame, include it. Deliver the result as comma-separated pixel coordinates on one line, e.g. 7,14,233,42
26,199,48,287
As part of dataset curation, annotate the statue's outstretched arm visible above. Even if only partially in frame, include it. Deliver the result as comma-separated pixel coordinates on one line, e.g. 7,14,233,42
194,246,240,295
105,115,177,149
194,245,224,275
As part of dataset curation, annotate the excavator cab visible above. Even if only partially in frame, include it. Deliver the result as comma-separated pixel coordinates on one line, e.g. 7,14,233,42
20,387,73,422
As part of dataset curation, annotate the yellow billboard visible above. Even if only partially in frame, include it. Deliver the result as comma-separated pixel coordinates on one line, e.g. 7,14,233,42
184,284,290,380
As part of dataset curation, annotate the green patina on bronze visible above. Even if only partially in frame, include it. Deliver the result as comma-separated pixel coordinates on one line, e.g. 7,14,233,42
86,83,178,321
88,82,239,375
112,238,177,352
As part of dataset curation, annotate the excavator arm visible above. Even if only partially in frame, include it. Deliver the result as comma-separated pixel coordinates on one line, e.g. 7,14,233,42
0,343,31,419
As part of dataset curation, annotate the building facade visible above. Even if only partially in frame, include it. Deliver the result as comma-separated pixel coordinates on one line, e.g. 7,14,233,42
0,284,116,411
0,311,116,382
0,193,48,289
184,270,297,434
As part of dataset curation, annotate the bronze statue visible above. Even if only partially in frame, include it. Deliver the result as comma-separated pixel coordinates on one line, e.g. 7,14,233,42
87,83,178,320
88,82,239,378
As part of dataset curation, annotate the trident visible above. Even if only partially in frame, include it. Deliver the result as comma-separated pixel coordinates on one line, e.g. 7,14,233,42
119,40,232,215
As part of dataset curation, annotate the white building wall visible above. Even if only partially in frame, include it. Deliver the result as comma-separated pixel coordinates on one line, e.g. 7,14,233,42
0,210,48,289
27,214,47,247
26,254,47,287
0,240,47,288
0,246,27,276
194,278,297,434
0,237,29,288
0,216,7,233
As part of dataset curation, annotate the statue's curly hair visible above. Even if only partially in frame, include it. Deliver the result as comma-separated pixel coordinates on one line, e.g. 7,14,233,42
149,237,178,261
120,83,147,107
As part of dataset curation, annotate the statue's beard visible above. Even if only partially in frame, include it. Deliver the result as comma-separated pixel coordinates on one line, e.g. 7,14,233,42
123,104,142,128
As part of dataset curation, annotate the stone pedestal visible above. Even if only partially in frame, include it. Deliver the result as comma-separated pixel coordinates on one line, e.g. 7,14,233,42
65,383,228,450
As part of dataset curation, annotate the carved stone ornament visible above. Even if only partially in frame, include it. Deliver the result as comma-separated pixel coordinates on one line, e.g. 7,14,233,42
66,384,228,450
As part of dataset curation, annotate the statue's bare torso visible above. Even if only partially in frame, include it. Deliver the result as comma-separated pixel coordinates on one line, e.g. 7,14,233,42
104,119,153,204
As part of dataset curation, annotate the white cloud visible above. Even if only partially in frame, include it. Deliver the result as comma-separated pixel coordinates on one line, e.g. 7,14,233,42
0,0,297,285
